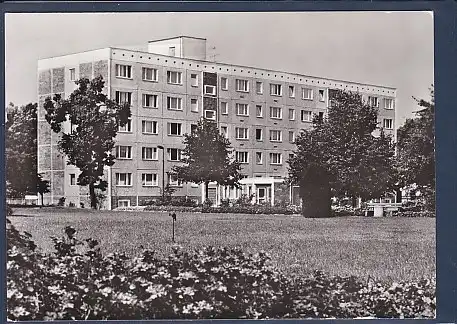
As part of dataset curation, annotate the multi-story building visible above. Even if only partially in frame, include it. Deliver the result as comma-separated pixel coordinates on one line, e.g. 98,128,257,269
37,36,396,209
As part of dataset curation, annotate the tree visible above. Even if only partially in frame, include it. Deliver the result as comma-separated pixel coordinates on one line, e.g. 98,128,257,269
43,76,131,209
171,118,242,202
288,89,396,217
397,86,435,209
36,174,50,206
6,102,38,198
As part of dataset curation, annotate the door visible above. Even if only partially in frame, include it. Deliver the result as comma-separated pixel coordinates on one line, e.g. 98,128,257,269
258,188,266,204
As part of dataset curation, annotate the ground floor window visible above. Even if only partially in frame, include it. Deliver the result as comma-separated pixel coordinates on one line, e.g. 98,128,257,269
118,199,130,207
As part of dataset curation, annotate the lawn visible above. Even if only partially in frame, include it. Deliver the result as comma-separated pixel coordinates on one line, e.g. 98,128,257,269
9,207,435,283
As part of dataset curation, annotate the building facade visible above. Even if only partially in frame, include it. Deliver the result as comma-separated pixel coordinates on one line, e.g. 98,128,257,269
37,36,396,209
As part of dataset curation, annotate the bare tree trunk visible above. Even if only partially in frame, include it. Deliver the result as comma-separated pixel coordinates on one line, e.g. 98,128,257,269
395,188,402,203
300,167,332,218
89,183,97,209
205,181,209,202
351,196,357,208
41,193,44,206
300,182,331,218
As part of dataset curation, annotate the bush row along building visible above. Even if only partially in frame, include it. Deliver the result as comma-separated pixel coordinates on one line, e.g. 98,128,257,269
37,36,396,209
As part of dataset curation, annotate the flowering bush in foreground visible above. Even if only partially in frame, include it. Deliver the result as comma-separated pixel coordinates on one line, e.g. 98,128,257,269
7,221,435,320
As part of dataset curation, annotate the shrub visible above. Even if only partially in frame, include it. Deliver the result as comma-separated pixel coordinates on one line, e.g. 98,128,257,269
7,223,436,320
235,194,255,207
144,205,201,213
391,210,435,218
202,204,300,215
220,198,231,208
203,199,213,208
170,196,198,207
6,204,13,217
331,206,365,217
57,197,66,207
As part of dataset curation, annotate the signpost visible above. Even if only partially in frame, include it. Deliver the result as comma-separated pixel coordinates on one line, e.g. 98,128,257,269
170,212,177,243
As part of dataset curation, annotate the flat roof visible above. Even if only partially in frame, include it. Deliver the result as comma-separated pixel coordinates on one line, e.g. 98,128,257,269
37,45,396,92
110,46,396,91
148,36,207,43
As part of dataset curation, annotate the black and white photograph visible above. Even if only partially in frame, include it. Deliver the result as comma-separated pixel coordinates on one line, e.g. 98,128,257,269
5,10,435,320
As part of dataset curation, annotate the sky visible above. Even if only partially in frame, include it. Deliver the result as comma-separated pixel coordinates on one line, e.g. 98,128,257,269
5,11,434,126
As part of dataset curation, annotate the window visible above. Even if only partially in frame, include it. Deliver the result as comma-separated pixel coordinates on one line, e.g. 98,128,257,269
190,98,198,112
168,174,182,186
168,123,182,136
289,85,295,98
204,85,216,95
221,77,228,90
270,107,282,119
142,120,158,134
167,71,182,85
69,68,76,81
256,82,263,94
369,96,379,107
384,98,394,109
116,146,132,159
70,174,76,186
116,64,132,78
142,173,158,186
235,127,249,140
301,110,312,122
289,131,295,143
289,108,295,120
142,147,158,160
167,148,182,161
115,91,132,105
118,200,130,207
302,88,313,100
270,153,282,165
169,46,176,56
167,96,183,110
190,73,198,87
142,94,158,108
116,173,132,186
221,126,228,138
383,118,393,129
236,79,249,92
255,129,263,141
236,151,249,164
220,102,228,115
289,153,294,161
220,126,228,138
318,89,325,102
256,105,263,118
191,124,198,133
255,152,263,164
318,111,324,120
236,103,249,116
269,130,282,142
142,67,158,82
270,84,282,96
118,119,132,132
204,110,216,120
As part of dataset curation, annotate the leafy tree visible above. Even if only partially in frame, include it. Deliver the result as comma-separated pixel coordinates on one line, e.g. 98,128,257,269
171,118,242,201
43,76,131,209
288,89,396,217
5,102,38,197
397,86,435,210
36,174,50,206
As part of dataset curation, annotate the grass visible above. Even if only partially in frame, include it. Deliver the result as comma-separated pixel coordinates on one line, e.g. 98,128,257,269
9,207,435,283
